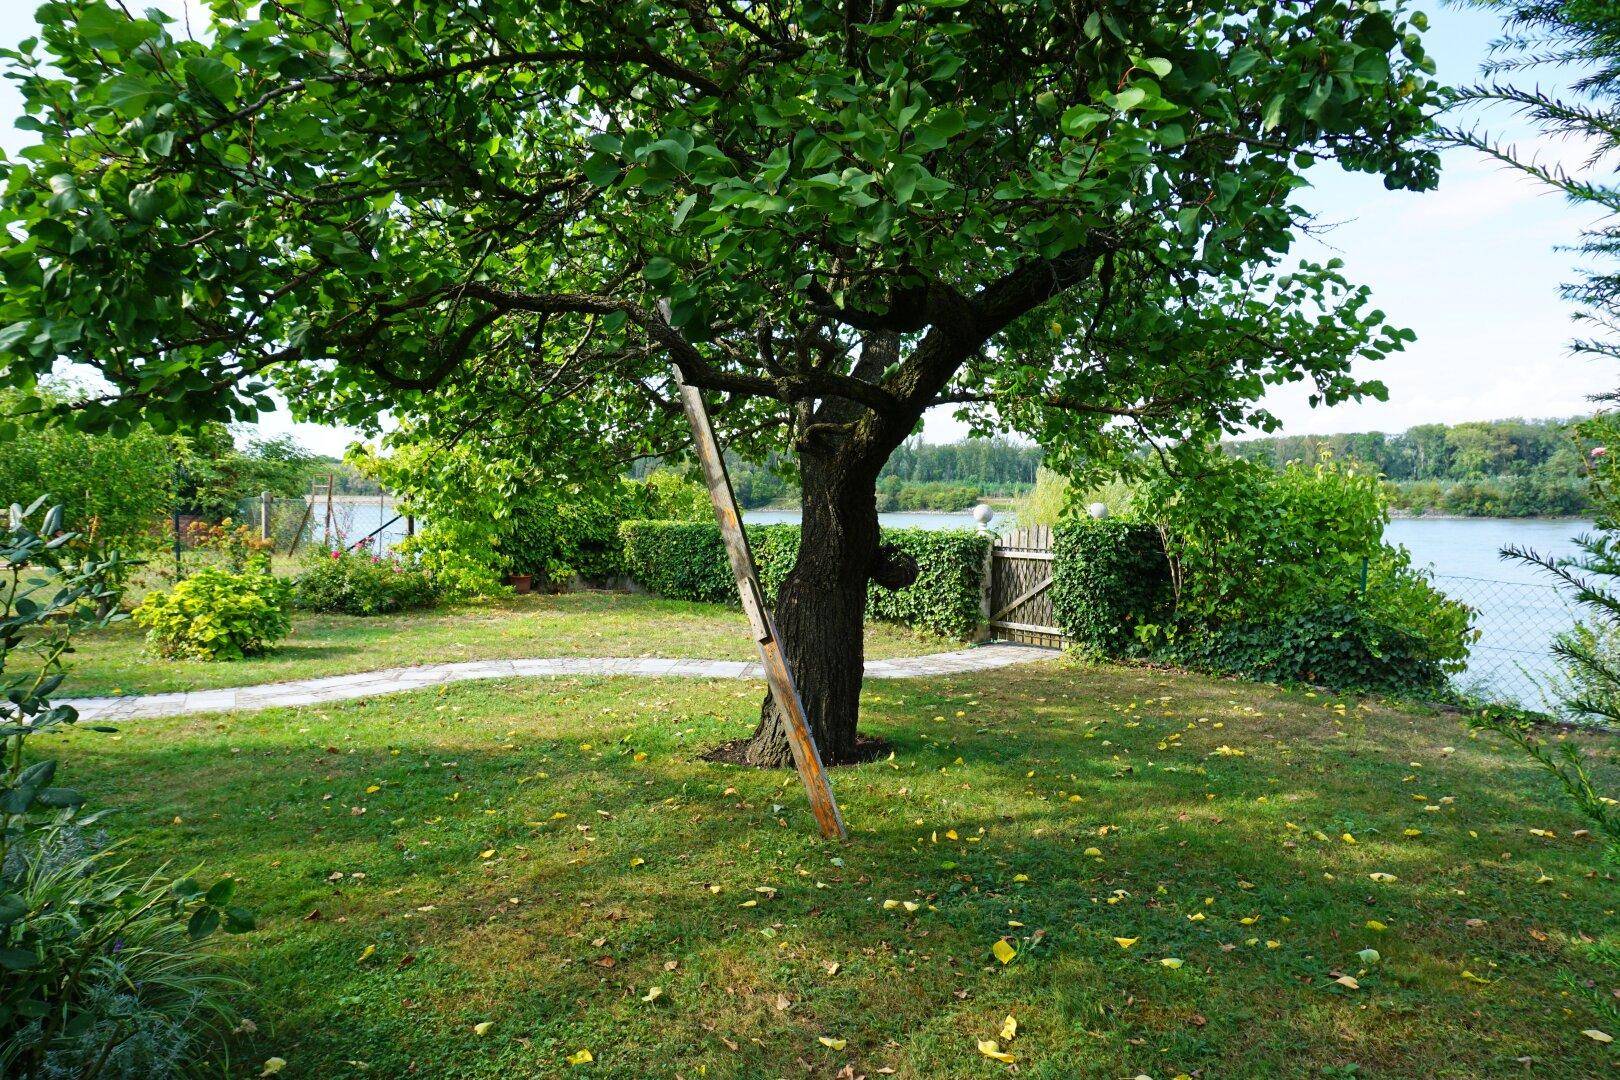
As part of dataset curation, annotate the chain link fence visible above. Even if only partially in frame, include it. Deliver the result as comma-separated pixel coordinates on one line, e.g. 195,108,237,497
233,493,412,557
1429,572,1578,713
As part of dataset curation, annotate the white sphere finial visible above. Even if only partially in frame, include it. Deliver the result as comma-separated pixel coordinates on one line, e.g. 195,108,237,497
972,503,995,525
1087,502,1110,519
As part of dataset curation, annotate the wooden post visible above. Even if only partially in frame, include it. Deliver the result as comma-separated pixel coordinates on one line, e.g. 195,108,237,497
260,491,273,542
287,481,317,556
324,473,336,549
669,362,847,841
977,536,995,643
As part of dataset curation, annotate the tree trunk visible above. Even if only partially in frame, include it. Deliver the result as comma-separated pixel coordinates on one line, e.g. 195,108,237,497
742,454,879,767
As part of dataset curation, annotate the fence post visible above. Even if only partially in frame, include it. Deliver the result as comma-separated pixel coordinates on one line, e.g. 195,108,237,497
260,491,273,543
977,537,995,643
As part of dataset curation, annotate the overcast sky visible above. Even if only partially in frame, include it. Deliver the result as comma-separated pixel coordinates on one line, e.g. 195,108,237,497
0,3,1611,456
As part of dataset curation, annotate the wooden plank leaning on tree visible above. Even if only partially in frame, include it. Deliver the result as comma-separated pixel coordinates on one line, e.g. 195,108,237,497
668,363,847,841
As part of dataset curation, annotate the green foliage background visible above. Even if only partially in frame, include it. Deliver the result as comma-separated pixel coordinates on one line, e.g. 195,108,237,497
1050,454,1474,693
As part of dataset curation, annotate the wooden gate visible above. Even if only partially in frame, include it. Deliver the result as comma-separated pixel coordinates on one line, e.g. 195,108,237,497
988,526,1064,647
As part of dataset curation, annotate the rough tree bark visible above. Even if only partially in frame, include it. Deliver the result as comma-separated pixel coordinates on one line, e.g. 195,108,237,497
743,449,883,766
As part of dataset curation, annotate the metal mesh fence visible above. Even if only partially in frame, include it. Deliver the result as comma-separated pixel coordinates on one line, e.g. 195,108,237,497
234,494,412,556
1429,572,1578,712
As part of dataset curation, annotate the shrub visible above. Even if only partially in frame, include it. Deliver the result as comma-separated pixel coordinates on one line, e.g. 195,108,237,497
619,521,991,639
133,566,292,660
3,828,249,1078
392,520,507,601
183,518,274,571
638,469,712,523
292,548,439,615
1162,602,1454,694
1051,520,1172,655
1064,452,1476,693
618,520,735,604
497,491,633,585
2,502,252,1076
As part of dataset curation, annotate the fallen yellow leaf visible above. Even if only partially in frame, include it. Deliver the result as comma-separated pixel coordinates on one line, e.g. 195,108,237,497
818,1036,846,1051
977,1039,1016,1063
1583,1029,1613,1044
260,1059,287,1077
356,945,375,964
1160,957,1184,969
566,1048,593,1065
992,938,1017,964
473,1021,494,1036
480,849,495,859
641,986,663,1003
1368,872,1398,883
1000,1015,1018,1041
1114,937,1138,949
1334,975,1360,990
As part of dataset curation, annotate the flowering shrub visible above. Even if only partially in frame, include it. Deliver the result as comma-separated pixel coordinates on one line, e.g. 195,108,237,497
182,518,273,571
133,567,293,660
292,547,439,615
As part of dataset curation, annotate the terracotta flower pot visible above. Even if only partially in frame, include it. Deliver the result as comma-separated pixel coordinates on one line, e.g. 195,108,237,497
505,573,533,594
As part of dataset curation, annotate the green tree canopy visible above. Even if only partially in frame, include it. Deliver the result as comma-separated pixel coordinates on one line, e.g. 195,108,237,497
0,0,1443,763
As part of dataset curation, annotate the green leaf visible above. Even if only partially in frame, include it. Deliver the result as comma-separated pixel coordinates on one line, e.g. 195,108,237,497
0,947,39,970
1261,93,1286,132
205,878,237,906
582,153,619,188
642,257,675,285
101,75,161,118
187,906,221,940
77,4,155,52
1110,87,1147,112
1060,105,1107,137
185,57,239,104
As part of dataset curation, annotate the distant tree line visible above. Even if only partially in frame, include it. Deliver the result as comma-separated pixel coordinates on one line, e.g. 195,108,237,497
631,436,1042,511
1224,417,1592,517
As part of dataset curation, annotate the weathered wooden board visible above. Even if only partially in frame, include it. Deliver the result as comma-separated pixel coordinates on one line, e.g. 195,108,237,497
669,365,847,841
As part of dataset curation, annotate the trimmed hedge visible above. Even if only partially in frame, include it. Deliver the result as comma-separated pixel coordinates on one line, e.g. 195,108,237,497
1050,519,1172,654
619,520,990,639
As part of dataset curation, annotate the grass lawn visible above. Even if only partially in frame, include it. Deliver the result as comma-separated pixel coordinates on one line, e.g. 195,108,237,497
60,591,955,696
51,657,1619,1077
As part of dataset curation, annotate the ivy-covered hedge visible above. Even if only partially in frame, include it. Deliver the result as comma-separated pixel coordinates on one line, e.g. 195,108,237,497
1050,519,1172,654
1160,603,1453,695
619,521,990,639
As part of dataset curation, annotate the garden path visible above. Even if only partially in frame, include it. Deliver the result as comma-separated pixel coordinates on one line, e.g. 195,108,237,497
60,643,1058,721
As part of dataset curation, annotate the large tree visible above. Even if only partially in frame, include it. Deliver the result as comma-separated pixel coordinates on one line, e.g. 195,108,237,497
0,0,1439,764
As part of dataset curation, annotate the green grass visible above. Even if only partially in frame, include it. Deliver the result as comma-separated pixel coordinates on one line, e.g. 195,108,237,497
60,591,954,696
50,658,1619,1077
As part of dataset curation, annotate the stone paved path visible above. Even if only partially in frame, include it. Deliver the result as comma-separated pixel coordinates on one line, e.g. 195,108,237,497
60,643,1058,721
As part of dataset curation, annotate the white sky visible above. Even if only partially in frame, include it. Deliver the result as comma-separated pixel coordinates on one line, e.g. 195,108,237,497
0,3,1611,456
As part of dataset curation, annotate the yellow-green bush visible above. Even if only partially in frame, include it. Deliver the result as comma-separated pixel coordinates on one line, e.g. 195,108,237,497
133,567,293,660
